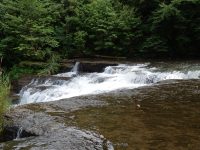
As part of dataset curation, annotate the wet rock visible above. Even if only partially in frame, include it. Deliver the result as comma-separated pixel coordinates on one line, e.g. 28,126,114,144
0,126,35,142
11,76,34,94
62,59,125,73
5,97,106,133
1,127,113,150
10,94,20,104
78,62,117,73
64,79,200,150
11,75,71,93
2,96,110,150
5,79,200,149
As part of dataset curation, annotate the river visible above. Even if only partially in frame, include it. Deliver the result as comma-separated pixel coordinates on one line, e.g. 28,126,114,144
19,61,200,104
1,61,200,150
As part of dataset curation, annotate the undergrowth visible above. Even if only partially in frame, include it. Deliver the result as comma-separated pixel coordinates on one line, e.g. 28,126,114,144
0,74,10,133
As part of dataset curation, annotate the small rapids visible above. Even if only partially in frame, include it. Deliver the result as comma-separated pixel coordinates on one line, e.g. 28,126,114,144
19,63,200,104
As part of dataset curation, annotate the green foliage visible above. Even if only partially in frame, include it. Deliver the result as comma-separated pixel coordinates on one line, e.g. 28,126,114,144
0,0,60,66
0,74,10,133
149,0,200,56
141,36,168,54
38,53,61,75
9,66,36,80
73,31,88,55
0,0,199,69
76,0,141,56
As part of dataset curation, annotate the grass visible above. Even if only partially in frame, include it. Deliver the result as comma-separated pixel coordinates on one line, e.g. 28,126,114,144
0,74,10,133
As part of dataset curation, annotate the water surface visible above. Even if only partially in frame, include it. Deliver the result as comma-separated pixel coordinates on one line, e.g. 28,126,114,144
66,80,200,150
19,61,200,104
11,61,200,149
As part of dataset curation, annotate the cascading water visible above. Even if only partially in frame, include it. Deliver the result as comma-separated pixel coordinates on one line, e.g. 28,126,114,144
19,63,200,105
71,62,80,73
15,127,23,140
56,62,80,77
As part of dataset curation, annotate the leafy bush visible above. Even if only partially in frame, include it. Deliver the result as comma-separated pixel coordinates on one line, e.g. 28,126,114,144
38,53,61,75
9,66,36,80
0,0,199,68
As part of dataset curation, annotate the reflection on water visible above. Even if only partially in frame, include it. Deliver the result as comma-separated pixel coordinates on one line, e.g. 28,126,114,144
67,80,200,150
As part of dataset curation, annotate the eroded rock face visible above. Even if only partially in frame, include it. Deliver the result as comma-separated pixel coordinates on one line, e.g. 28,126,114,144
2,97,112,150
1,127,113,150
11,76,71,94
61,59,120,73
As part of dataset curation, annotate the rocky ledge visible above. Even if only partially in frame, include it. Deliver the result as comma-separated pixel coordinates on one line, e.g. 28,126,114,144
2,79,200,150
11,59,121,94
1,96,113,150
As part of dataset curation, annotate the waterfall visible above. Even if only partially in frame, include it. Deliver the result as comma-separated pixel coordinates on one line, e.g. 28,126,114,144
55,62,80,77
19,63,200,105
71,62,80,73
15,127,23,140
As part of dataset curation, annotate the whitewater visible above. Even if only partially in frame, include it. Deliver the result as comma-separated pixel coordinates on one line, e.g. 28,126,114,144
19,62,200,104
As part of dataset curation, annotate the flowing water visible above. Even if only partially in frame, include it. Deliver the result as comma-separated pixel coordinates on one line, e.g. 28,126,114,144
15,127,23,140
19,62,200,104
9,61,200,150
66,80,200,150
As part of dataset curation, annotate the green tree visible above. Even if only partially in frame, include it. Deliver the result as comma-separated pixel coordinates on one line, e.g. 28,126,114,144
77,0,142,56
54,0,83,57
150,0,200,57
0,0,60,66
0,0,199,67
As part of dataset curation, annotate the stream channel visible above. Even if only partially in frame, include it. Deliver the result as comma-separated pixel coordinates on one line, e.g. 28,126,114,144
1,61,200,150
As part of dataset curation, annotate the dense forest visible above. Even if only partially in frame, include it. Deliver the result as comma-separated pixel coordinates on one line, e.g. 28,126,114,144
0,0,199,139
0,0,199,70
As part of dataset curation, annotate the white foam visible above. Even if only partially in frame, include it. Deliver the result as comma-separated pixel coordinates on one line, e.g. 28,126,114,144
19,63,200,104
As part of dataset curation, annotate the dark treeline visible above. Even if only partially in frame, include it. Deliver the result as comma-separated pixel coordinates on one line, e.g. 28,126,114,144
0,0,199,69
